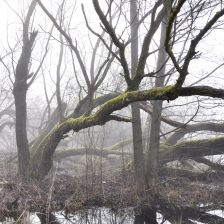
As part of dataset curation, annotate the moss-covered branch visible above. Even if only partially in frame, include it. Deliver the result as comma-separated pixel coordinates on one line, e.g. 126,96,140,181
30,85,224,179
167,122,224,145
160,136,224,164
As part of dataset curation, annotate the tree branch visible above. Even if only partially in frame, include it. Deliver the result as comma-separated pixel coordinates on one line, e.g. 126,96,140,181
31,84,224,178
92,0,131,86
160,136,224,164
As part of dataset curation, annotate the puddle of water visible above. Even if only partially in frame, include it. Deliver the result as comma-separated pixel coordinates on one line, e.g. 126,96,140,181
188,220,204,224
207,209,224,218
1,208,170,224
1,207,224,223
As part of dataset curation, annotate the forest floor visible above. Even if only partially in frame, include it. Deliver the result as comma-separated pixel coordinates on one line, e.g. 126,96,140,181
0,168,224,222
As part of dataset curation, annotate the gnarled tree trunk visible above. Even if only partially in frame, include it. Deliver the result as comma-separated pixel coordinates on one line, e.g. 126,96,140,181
13,0,37,177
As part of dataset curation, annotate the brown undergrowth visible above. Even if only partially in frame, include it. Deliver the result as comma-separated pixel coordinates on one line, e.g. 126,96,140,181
0,168,224,221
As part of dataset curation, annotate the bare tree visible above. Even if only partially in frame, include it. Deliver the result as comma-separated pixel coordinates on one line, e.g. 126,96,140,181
146,6,169,187
130,0,145,193
1,0,224,192
13,0,37,176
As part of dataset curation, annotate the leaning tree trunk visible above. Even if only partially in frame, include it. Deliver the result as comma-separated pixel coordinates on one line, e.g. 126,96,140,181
130,0,145,193
146,14,167,186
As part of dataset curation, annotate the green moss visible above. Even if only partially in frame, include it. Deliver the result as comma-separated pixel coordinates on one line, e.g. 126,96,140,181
58,85,178,132
125,85,177,101
96,85,178,117
146,85,176,97
66,116,86,125
66,115,96,127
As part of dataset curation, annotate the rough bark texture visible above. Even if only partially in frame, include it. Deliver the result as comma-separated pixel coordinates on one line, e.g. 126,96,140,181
13,0,37,176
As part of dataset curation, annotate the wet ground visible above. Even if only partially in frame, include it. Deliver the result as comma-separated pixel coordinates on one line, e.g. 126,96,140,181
0,170,224,223
1,207,224,223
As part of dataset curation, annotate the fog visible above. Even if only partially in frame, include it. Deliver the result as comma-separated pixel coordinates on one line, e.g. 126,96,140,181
0,0,224,223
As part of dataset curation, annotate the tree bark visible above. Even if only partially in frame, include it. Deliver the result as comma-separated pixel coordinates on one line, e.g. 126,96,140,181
13,0,37,176
29,84,224,179
130,0,145,192
146,14,167,186
160,136,224,164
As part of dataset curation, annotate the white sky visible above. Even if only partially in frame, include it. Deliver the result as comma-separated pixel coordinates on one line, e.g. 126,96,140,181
1,0,224,113
0,0,223,79
0,0,224,150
